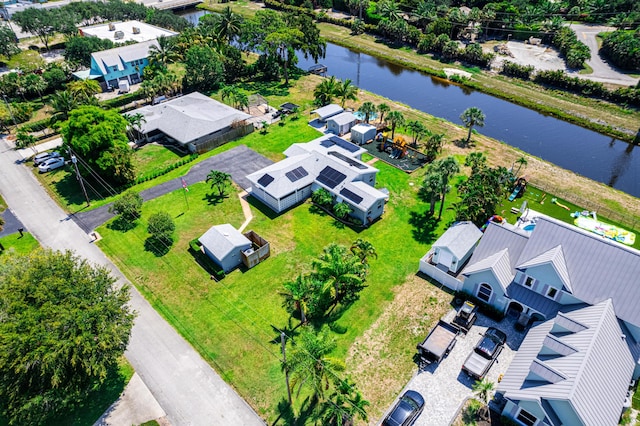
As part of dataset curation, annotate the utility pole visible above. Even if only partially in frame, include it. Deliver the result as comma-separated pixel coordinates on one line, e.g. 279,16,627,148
70,151,90,207
280,332,292,406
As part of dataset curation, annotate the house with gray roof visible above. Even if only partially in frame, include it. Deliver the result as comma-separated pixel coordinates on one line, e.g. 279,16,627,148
127,92,253,153
497,300,635,426
426,216,640,425
420,221,482,275
311,104,343,122
199,224,252,273
327,111,357,136
246,134,387,225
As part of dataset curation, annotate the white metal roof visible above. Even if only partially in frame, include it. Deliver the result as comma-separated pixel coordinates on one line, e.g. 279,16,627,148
80,20,177,43
199,224,251,261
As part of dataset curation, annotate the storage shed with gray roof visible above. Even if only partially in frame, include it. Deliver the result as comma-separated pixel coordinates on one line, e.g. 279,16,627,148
199,224,252,273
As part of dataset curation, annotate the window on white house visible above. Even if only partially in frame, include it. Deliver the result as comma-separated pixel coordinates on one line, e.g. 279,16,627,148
524,277,534,288
477,283,492,302
516,408,537,426
546,287,558,300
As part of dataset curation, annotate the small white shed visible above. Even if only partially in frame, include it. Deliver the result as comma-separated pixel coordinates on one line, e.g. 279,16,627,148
199,224,252,273
350,124,377,145
327,112,357,136
426,221,482,274
311,104,343,122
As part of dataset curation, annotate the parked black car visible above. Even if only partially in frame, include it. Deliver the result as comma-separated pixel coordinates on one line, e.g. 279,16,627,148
382,390,425,426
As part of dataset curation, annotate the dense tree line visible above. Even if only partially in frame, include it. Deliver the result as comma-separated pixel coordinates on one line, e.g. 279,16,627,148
601,29,640,71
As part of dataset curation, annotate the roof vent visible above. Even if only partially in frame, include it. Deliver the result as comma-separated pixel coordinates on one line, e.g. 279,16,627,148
108,23,116,31
114,31,124,40
132,27,140,34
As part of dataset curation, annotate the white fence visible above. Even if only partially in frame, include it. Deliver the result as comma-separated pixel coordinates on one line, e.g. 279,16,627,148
419,255,463,292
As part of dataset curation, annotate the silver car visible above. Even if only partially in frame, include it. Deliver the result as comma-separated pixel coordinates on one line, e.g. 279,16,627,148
38,156,65,173
33,151,61,166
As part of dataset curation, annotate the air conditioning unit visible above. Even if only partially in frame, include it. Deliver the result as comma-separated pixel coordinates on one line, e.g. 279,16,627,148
108,23,115,31
132,27,140,34
114,31,124,40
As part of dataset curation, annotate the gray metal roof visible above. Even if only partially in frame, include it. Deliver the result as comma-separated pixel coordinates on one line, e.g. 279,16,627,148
131,92,251,145
463,248,512,292
199,224,251,261
464,222,529,275
433,221,482,260
497,300,635,426
506,284,563,318
327,111,357,126
515,217,640,326
517,245,572,292
311,104,343,120
91,39,158,75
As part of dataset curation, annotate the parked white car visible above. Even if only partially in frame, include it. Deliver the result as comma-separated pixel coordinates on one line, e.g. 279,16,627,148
38,156,65,173
33,151,61,166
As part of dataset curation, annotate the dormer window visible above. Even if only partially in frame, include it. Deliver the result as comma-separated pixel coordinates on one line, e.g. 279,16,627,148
524,276,534,288
546,287,558,300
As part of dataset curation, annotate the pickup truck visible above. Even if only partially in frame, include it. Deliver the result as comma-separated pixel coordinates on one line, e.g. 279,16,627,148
462,327,507,380
417,320,459,366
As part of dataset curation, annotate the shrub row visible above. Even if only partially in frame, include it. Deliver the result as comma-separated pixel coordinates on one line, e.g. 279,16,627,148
18,118,51,133
134,153,198,185
101,91,146,109
551,27,590,69
501,61,535,80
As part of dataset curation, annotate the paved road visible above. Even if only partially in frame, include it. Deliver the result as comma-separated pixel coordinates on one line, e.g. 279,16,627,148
72,145,273,232
0,137,266,426
570,24,639,86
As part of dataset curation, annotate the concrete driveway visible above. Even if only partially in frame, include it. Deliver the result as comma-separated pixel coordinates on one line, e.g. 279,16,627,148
0,136,266,426
384,311,526,426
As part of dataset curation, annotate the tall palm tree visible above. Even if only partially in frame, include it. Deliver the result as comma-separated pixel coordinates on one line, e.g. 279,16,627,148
422,171,441,216
123,113,146,142
312,244,365,309
514,156,528,176
407,119,428,147
377,103,390,125
220,85,239,108
284,326,345,400
313,76,340,107
317,376,370,426
376,0,401,21
68,79,101,103
386,110,405,139
460,107,485,144
350,239,377,265
212,6,244,43
336,79,358,108
357,101,376,123
472,378,494,418
465,151,487,174
279,275,311,325
148,35,181,68
49,90,78,123
433,156,460,220
423,133,444,161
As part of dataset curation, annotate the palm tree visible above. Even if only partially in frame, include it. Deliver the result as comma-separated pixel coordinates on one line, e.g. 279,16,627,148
49,90,78,123
312,244,366,309
314,76,340,107
206,170,232,197
212,6,244,43
386,110,405,139
514,156,528,176
333,202,352,219
220,85,240,108
279,275,311,325
68,79,101,103
472,378,494,419
123,113,146,142
148,35,181,68
24,74,47,103
235,92,249,112
433,156,460,220
357,101,376,123
407,119,428,147
350,239,377,265
317,376,370,426
423,133,444,161
414,0,437,29
460,107,485,145
465,151,487,174
336,79,358,108
284,326,345,400
377,103,390,125
422,171,441,216
376,0,401,21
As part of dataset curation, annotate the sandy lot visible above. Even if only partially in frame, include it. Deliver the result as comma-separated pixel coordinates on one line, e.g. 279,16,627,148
491,41,566,72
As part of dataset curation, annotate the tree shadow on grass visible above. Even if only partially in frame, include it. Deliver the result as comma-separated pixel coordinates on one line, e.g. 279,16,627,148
203,192,226,206
409,210,440,244
106,216,138,232
143,236,172,257
269,319,302,345
272,395,319,426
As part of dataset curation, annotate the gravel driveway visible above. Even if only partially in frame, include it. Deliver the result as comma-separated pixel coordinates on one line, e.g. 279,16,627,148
386,311,526,426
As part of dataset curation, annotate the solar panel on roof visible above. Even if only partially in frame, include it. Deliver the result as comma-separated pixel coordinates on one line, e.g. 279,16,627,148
328,151,367,169
320,139,335,148
340,188,363,204
285,166,309,183
329,136,359,153
257,174,274,187
317,166,346,189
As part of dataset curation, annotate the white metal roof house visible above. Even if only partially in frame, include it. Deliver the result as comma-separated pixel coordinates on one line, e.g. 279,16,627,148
326,111,357,136
127,92,253,153
311,104,343,122
79,20,177,43
199,224,252,273
425,216,640,425
246,134,388,226
350,123,377,145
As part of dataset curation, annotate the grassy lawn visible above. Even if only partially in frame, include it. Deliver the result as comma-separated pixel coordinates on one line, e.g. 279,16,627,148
0,233,39,256
134,144,185,179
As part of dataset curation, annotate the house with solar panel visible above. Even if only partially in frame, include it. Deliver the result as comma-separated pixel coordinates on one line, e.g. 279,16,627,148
423,216,640,425
246,134,388,225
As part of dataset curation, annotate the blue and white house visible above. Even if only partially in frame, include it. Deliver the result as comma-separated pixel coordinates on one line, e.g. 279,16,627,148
88,39,157,90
